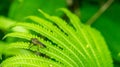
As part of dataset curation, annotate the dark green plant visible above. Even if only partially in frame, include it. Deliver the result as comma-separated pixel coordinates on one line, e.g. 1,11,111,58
0,8,113,67
8,0,67,21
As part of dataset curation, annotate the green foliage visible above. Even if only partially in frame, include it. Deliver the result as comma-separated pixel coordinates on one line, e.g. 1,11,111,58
0,16,15,31
0,0,11,16
1,8,113,67
1,54,63,67
8,0,67,21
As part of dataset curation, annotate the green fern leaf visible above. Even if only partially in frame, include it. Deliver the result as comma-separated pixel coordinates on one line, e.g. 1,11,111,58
6,42,30,50
1,8,113,67
1,54,63,67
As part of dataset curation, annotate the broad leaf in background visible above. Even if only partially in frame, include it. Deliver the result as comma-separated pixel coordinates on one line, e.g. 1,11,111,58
8,0,67,21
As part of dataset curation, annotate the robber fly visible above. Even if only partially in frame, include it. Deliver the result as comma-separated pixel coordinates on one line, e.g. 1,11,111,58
31,38,46,48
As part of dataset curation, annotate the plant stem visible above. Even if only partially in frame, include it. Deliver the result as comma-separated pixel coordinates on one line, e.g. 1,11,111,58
86,0,114,25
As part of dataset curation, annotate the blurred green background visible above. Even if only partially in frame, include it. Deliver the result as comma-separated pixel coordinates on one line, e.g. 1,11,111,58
0,0,120,66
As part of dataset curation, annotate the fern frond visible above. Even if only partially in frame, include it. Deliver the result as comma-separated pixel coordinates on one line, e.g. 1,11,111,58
58,8,82,31
38,9,94,66
2,42,34,56
2,8,113,67
7,23,80,66
13,22,86,66
85,26,113,67
28,16,89,66
3,31,78,66
6,42,30,50
3,32,38,40
1,54,63,67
